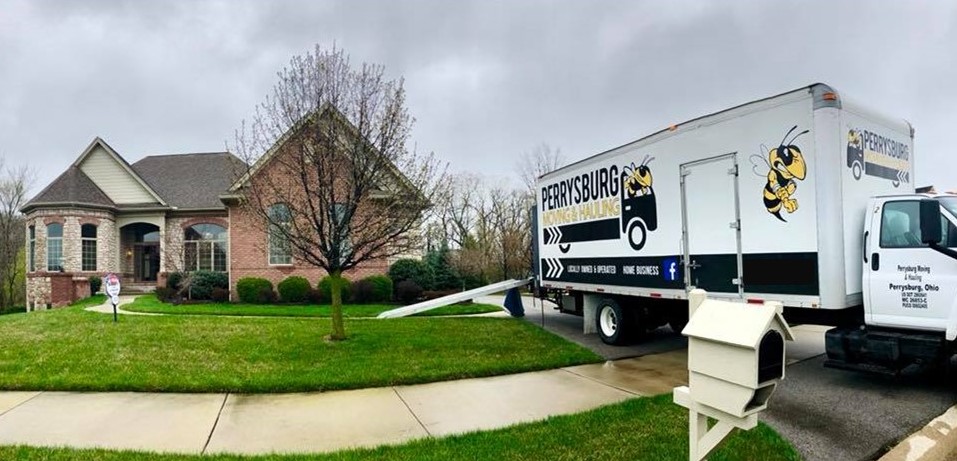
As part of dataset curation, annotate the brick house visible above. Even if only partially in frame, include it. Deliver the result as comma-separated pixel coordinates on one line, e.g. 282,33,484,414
22,131,396,309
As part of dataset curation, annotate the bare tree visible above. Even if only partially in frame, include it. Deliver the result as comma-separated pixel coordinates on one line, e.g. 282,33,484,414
517,143,564,194
0,161,31,309
232,45,446,340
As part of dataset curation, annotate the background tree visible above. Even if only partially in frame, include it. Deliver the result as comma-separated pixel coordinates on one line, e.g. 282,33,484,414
517,143,564,195
0,161,31,309
233,45,446,340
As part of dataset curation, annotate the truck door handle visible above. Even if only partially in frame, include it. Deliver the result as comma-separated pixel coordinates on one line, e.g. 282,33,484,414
871,253,880,271
863,231,869,263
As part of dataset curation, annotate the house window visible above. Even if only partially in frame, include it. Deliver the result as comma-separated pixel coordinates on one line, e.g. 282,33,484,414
183,224,227,272
28,226,35,272
269,204,292,265
46,223,63,271
81,224,97,271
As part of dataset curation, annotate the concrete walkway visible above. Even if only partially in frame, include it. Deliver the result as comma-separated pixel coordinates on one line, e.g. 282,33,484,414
0,351,687,455
84,295,156,315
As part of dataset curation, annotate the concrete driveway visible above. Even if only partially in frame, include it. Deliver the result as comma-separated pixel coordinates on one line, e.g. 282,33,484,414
476,295,687,360
477,294,957,461
766,356,957,461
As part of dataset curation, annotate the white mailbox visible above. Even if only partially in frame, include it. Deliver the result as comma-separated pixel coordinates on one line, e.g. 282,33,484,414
682,291,793,417
673,289,794,461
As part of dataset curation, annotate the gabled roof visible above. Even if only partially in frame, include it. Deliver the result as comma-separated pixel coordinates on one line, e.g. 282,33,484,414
72,137,168,206
226,105,422,202
133,152,246,209
683,299,794,348
23,137,247,214
21,167,116,212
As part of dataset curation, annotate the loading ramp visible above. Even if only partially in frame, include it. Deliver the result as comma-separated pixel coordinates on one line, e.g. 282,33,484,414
376,278,533,319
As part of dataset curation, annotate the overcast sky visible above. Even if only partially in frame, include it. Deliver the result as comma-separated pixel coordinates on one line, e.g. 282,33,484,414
1,0,954,197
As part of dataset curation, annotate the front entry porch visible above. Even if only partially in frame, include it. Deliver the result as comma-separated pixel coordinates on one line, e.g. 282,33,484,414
119,222,163,285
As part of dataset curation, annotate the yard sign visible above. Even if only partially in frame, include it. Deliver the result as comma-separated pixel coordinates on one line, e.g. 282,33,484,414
105,273,121,322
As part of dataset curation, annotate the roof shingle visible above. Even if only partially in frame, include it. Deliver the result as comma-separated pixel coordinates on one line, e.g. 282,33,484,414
132,153,247,209
23,167,115,210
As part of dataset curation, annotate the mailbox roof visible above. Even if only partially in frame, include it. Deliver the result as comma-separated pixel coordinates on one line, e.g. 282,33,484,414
683,299,794,348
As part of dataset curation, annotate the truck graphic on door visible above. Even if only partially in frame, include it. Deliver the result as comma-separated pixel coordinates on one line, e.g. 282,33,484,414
542,156,658,253
847,128,909,188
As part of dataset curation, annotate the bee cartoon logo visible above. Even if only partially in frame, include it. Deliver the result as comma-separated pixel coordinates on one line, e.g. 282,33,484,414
620,155,658,250
750,126,809,222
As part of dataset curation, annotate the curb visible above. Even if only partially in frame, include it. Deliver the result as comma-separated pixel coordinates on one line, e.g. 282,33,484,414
879,405,957,461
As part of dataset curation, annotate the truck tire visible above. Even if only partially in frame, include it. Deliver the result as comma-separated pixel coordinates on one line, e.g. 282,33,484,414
626,219,647,251
851,161,862,180
597,299,631,345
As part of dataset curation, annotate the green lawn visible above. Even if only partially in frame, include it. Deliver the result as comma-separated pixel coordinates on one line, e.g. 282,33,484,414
121,295,502,318
0,395,799,460
0,299,597,393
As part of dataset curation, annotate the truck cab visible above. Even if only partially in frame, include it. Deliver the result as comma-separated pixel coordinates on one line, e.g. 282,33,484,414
826,194,957,374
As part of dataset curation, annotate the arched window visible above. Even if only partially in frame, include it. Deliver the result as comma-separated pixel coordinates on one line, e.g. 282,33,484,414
81,224,97,271
28,226,35,272
46,223,63,271
268,204,292,265
183,223,227,272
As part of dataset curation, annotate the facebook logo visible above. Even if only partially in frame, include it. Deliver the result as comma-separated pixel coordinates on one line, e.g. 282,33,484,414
662,258,680,282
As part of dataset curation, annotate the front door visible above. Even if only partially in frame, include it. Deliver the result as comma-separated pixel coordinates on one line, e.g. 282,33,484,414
680,153,743,295
866,199,957,330
134,244,160,282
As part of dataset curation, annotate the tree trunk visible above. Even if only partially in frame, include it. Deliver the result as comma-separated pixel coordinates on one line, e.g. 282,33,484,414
329,270,347,340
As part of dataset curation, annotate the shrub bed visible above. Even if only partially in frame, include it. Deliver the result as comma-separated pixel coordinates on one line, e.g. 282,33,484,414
187,271,229,301
236,277,275,304
353,275,393,303
395,280,423,305
278,276,311,303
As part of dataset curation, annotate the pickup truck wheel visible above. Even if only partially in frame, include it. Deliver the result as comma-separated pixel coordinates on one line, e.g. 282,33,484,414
597,299,631,345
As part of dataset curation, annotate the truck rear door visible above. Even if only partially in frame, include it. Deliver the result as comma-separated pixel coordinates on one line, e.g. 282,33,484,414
865,198,957,333
680,153,743,295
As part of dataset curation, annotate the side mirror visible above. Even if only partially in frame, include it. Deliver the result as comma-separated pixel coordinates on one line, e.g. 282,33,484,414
920,199,942,245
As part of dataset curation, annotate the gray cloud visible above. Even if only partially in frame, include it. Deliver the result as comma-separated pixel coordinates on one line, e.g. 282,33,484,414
1,0,955,194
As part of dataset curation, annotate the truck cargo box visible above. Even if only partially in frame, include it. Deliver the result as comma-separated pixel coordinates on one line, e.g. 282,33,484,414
534,84,914,311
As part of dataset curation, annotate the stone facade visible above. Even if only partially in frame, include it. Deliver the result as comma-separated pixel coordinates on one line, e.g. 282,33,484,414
26,201,396,307
25,208,117,309
24,132,405,307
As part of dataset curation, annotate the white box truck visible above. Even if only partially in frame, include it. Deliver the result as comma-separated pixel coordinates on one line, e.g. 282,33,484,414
533,83,957,375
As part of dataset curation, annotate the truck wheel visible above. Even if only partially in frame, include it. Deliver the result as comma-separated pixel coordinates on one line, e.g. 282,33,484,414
851,161,862,180
597,299,630,345
626,219,647,251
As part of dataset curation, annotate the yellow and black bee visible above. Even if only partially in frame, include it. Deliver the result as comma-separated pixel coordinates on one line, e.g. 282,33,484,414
623,155,654,197
751,126,809,222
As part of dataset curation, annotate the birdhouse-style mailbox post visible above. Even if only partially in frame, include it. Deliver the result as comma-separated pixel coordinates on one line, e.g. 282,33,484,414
673,289,793,461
